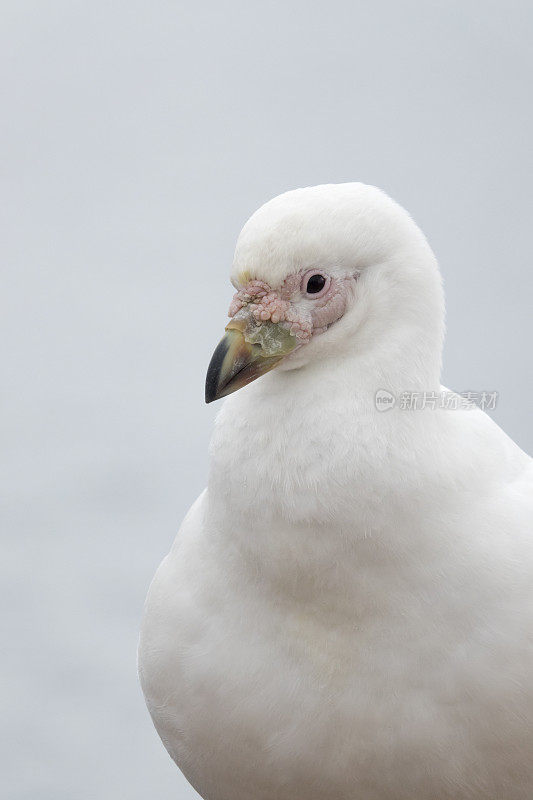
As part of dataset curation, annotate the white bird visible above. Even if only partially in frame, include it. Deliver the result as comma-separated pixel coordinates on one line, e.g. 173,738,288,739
139,183,533,800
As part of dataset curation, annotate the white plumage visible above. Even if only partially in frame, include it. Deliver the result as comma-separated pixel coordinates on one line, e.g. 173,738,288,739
139,184,533,800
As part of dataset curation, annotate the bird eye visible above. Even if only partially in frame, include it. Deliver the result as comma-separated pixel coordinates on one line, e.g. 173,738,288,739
306,274,325,293
302,272,329,297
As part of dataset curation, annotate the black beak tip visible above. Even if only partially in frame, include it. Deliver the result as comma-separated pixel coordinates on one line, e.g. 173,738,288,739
205,384,217,404
205,337,230,404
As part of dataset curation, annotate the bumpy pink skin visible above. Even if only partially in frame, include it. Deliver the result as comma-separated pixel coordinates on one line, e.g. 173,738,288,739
229,272,353,343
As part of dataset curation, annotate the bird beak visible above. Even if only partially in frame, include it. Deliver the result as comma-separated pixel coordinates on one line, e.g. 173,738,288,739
205,313,299,403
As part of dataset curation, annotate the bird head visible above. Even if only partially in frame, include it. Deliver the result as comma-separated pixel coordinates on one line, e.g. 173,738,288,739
205,183,444,403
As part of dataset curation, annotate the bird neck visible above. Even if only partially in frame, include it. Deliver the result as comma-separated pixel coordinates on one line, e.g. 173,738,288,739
208,324,441,522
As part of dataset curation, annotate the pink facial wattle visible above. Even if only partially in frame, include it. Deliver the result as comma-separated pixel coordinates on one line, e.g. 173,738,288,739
228,272,353,344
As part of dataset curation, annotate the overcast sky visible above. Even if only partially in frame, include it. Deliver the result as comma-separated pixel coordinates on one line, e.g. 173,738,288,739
3,2,532,798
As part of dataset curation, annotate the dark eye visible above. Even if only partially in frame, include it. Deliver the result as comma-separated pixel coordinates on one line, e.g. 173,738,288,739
306,274,326,294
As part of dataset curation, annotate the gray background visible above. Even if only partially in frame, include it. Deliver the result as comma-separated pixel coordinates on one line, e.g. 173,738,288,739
3,2,532,798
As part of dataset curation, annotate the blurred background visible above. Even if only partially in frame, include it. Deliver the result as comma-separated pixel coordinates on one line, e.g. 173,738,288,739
3,1,532,798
